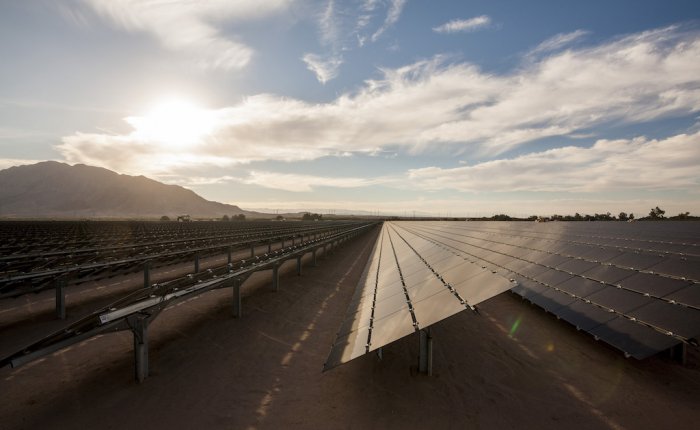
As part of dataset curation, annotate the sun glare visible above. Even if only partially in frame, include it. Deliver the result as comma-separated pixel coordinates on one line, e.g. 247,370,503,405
129,98,217,148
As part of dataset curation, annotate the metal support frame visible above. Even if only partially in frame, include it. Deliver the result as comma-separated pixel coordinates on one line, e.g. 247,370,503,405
0,222,378,381
232,278,242,318
296,256,302,276
268,241,272,253
670,342,687,365
272,264,280,291
55,277,66,320
250,245,255,258
143,260,151,288
132,315,150,383
418,328,433,375
281,238,285,248
227,247,232,265
194,252,200,273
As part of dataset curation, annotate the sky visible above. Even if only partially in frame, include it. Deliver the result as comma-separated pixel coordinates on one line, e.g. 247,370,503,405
1,0,700,217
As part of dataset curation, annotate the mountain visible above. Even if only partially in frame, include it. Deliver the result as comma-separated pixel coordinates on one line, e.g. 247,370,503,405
0,161,256,219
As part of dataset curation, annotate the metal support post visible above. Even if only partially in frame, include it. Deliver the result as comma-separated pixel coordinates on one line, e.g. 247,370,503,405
297,256,302,276
268,241,272,253
272,264,280,291
418,328,433,375
194,252,200,273
55,277,66,320
133,316,149,383
143,260,151,288
227,246,232,265
232,278,242,318
281,238,285,248
250,244,255,258
670,343,687,365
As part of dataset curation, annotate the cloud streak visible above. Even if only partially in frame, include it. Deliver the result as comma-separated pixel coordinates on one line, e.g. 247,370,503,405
371,0,407,42
528,29,589,55
407,131,700,193
433,15,491,34
80,0,292,70
241,171,386,192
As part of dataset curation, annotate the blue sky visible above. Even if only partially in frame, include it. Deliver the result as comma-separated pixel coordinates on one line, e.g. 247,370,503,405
1,0,700,217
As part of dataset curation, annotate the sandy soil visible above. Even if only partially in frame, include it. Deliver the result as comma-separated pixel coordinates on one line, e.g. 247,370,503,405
1,226,699,430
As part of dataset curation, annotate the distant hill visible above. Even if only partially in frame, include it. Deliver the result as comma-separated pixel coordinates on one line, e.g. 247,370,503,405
0,161,258,219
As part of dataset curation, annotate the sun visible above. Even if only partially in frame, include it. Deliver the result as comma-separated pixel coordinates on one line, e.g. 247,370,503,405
128,97,217,148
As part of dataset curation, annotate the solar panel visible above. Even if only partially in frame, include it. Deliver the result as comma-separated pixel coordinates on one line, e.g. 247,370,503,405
326,221,700,371
324,222,514,370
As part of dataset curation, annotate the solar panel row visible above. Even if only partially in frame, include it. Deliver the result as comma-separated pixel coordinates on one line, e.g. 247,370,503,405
400,221,700,359
324,222,514,370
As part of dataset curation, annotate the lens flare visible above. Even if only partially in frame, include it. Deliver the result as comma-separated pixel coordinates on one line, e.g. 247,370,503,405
509,316,522,337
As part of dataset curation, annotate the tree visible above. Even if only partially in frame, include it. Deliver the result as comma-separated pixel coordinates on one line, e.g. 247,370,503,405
275,215,284,221
160,215,170,221
618,212,628,221
232,214,246,221
302,212,323,221
222,214,230,222
649,206,665,220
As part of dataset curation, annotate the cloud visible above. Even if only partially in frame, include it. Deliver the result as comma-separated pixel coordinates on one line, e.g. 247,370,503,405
241,171,385,192
58,25,700,178
79,0,292,70
527,29,589,56
302,53,343,84
433,15,491,34
406,131,700,193
371,0,407,42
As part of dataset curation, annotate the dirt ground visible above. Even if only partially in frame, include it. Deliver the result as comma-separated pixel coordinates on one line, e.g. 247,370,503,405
1,226,699,430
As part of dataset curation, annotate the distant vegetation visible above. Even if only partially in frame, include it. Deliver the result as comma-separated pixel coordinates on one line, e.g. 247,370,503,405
302,212,323,221
473,206,698,221
222,214,246,221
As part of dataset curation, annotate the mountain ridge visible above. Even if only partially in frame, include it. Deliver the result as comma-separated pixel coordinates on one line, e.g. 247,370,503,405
0,161,256,219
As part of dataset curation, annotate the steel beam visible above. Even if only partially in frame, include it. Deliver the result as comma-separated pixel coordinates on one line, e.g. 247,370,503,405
55,277,66,320
272,264,280,291
143,260,151,288
297,256,302,275
418,328,433,375
132,315,150,383
232,278,242,318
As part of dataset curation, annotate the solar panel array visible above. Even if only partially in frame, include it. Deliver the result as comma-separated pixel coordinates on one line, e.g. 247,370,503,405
389,221,700,359
324,222,514,370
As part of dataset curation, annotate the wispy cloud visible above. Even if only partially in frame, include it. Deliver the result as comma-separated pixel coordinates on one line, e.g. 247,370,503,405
433,15,491,34
242,171,386,192
79,0,292,70
59,26,700,183
528,29,589,56
371,0,407,42
406,131,700,193
303,0,345,83
302,53,343,84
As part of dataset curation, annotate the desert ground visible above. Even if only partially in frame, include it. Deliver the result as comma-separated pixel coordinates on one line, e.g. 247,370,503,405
1,226,699,429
